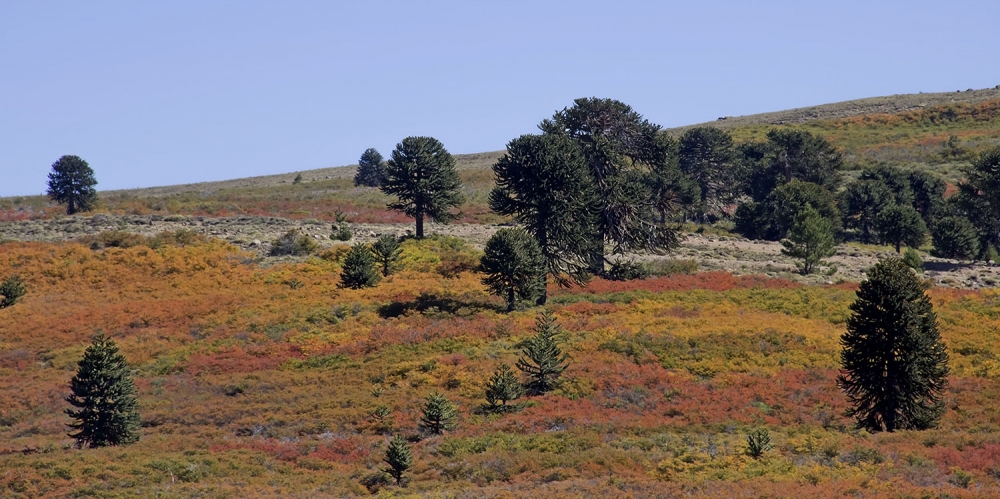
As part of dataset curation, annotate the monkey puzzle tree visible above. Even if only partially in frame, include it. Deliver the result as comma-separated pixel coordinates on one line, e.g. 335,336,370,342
370,234,403,277
539,98,680,275
480,228,546,312
339,243,380,289
678,126,740,221
483,363,524,414
489,133,599,303
47,155,98,215
516,311,569,395
780,203,836,275
381,434,412,485
837,258,949,433
355,147,386,187
381,137,464,238
419,392,458,435
66,333,141,448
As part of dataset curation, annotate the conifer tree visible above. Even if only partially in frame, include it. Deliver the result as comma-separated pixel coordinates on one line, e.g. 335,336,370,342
490,133,599,303
516,311,569,394
483,364,524,413
47,155,98,215
355,148,386,187
0,274,26,309
339,243,380,289
381,434,412,485
539,98,680,275
419,392,458,435
780,203,836,275
370,234,403,277
931,216,979,260
678,127,739,221
837,258,949,433
875,203,927,253
381,137,464,238
65,333,141,448
480,228,546,312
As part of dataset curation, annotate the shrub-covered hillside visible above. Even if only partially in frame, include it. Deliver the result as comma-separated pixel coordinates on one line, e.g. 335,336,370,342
2,236,1000,497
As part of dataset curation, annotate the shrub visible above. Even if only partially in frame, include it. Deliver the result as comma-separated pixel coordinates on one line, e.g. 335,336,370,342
902,248,923,271
605,260,649,281
270,229,320,256
0,274,26,308
339,244,380,289
330,224,353,241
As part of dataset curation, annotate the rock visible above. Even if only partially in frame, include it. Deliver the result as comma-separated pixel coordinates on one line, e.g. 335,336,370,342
250,239,261,247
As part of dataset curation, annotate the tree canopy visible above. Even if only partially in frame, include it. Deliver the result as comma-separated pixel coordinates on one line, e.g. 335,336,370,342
355,147,386,187
47,155,98,215
381,137,464,238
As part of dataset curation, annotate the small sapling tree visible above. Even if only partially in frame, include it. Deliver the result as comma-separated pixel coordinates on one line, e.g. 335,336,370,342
339,243,380,289
483,363,524,414
419,391,458,435
516,311,569,394
480,228,545,312
370,234,403,277
66,333,141,448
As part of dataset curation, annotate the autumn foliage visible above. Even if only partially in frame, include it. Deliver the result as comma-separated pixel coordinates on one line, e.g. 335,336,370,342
2,236,1000,497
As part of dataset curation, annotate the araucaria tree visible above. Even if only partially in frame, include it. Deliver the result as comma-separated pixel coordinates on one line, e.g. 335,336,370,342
490,133,599,303
381,136,464,238
480,228,546,312
540,98,681,275
370,234,403,277
678,127,740,221
516,311,569,394
66,333,141,448
355,147,386,187
47,155,98,215
0,274,27,309
780,203,836,275
382,434,412,485
483,363,524,413
419,392,458,435
837,258,949,433
339,243,381,289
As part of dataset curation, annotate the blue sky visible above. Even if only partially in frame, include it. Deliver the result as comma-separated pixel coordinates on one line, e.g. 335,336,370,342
2,1,998,196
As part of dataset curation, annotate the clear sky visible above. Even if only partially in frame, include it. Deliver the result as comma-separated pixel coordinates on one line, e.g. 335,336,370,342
2,1,998,196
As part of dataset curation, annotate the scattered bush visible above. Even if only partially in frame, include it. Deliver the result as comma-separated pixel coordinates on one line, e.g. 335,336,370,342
0,275,26,308
330,224,353,241
902,248,923,271
270,229,320,256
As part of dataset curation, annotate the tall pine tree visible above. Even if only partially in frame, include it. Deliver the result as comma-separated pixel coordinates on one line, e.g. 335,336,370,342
837,258,949,432
66,333,141,448
381,137,464,238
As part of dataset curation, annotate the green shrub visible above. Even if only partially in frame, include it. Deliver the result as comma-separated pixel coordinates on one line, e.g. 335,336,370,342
902,248,923,271
330,224,352,241
339,244,380,289
605,260,649,281
0,275,27,308
270,229,320,256
745,428,772,459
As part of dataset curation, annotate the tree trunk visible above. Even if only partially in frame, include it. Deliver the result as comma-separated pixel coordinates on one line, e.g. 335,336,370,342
415,212,424,238
536,274,548,306
507,287,515,313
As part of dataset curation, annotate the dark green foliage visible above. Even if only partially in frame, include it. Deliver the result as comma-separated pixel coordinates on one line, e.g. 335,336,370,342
837,258,949,433
678,127,740,221
741,129,842,202
908,170,947,226
65,333,141,448
381,434,412,485
355,148,385,188
962,146,1000,257
0,274,26,308
781,204,836,275
489,133,599,302
841,180,895,243
516,311,569,395
949,184,1000,260
381,137,464,238
874,204,927,253
419,391,458,435
330,224,352,241
483,364,524,414
339,243,380,289
902,248,923,271
745,428,773,459
734,180,840,241
858,165,914,206
539,98,681,275
270,229,320,256
370,234,403,277
47,155,98,215
931,216,979,260
480,228,545,312
293,173,303,184
605,260,650,281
